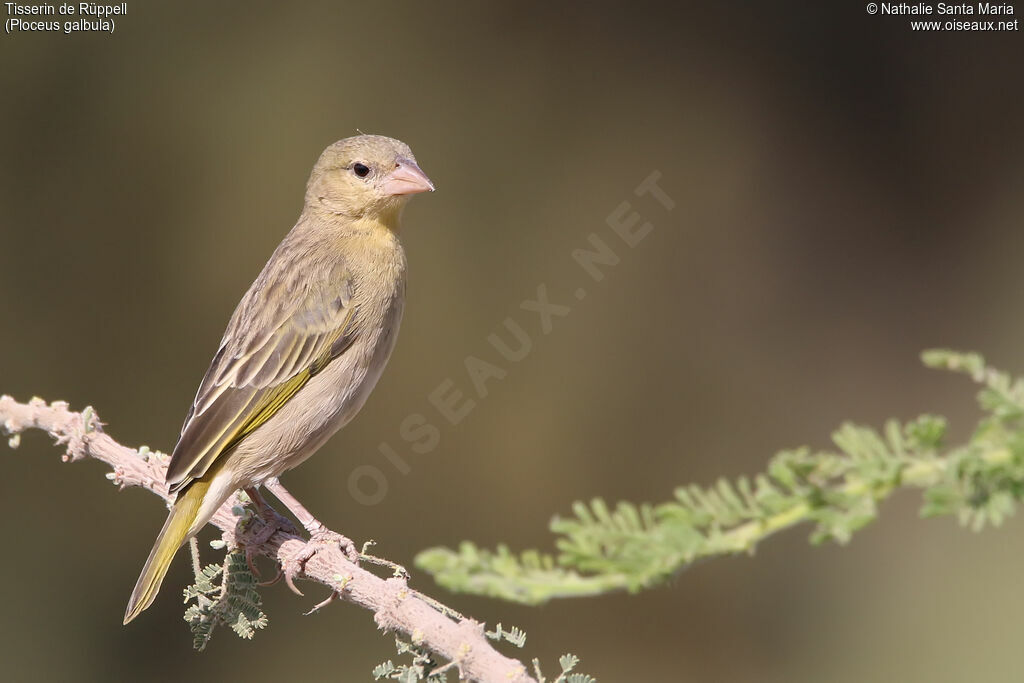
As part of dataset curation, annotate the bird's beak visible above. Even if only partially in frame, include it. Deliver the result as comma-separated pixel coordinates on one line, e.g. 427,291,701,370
382,157,435,196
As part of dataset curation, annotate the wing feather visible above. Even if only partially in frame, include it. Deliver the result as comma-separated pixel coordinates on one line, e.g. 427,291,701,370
165,254,356,490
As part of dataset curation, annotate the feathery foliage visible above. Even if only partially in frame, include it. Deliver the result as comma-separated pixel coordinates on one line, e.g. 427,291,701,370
372,629,592,683
416,350,1024,604
487,622,527,648
533,653,597,683
373,637,449,682
183,550,268,651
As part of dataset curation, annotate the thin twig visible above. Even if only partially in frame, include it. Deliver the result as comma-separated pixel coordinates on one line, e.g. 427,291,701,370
0,395,535,683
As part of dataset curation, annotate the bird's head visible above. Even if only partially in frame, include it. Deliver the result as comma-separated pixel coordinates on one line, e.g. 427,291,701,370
305,134,434,225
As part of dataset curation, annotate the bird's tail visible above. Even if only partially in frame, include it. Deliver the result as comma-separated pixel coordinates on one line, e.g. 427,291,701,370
123,479,210,624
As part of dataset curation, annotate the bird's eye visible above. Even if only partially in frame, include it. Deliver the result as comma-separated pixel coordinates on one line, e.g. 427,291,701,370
353,163,370,178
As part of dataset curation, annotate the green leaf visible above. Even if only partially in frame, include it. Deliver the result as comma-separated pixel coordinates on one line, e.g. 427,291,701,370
416,349,1024,609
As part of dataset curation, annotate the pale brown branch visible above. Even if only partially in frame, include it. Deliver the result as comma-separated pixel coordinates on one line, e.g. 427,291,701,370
0,395,535,683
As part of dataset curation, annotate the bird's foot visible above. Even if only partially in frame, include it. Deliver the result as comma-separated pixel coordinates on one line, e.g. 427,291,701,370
238,487,299,579
282,524,359,596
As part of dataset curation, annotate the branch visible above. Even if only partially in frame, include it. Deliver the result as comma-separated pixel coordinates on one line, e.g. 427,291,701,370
0,395,536,683
416,350,1024,604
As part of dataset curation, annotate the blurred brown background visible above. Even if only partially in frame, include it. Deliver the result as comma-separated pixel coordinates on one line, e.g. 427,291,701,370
2,2,1023,681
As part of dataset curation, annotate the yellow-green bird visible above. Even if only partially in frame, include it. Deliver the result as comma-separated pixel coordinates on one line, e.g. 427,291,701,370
124,134,434,624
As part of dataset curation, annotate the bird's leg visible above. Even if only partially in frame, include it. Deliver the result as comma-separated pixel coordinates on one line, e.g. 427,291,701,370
241,485,300,538
263,477,360,595
239,486,298,580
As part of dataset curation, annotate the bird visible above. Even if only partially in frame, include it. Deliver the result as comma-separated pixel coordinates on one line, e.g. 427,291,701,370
123,134,434,624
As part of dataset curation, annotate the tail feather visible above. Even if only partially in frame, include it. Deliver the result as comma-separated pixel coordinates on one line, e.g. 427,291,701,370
123,480,210,625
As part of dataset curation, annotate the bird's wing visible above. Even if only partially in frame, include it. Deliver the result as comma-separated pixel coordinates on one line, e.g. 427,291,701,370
165,257,357,490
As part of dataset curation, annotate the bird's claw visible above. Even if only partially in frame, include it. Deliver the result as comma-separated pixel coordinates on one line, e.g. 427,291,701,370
256,564,284,587
282,527,359,596
238,503,299,579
